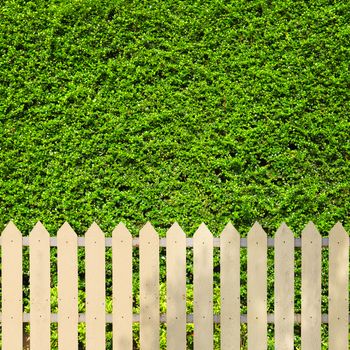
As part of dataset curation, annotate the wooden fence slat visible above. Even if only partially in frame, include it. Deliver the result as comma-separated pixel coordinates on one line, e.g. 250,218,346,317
275,223,294,350
2,220,349,348
29,222,50,350
1,221,23,350
220,223,240,350
247,222,267,350
329,222,349,349
85,223,106,349
113,223,133,350
193,223,213,350
140,222,159,349
301,222,321,350
166,222,186,350
57,222,78,350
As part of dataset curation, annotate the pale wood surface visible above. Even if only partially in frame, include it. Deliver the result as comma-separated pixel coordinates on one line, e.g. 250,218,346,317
194,223,213,350
1,221,23,350
0,234,341,248
275,223,294,350
329,222,349,349
58,222,78,350
220,223,240,350
85,223,106,349
247,222,267,350
0,311,339,324
301,222,321,350
1,220,349,348
29,222,50,350
113,223,133,350
166,222,187,350
140,222,159,349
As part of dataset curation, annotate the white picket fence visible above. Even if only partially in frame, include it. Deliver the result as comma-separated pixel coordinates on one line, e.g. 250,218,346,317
0,221,349,349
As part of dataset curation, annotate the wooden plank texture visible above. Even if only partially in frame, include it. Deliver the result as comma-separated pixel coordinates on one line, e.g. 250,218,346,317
0,311,341,324
193,223,213,350
301,222,321,350
57,222,78,350
29,222,50,350
0,235,342,248
329,222,349,349
275,223,294,350
85,223,106,349
1,221,23,350
140,222,159,349
220,223,240,350
113,223,133,350
166,222,186,350
247,222,267,350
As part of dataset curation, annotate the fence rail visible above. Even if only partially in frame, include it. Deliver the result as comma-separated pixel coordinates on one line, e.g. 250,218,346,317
0,236,340,247
0,221,349,349
0,312,347,323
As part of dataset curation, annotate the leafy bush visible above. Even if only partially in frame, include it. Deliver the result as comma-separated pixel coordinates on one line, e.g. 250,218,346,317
0,0,349,348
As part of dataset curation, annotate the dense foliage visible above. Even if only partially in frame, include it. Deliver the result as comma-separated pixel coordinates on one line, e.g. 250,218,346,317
0,0,349,348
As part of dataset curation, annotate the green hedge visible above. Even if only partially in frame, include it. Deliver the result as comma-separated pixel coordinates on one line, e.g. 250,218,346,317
0,0,349,348
1,0,349,235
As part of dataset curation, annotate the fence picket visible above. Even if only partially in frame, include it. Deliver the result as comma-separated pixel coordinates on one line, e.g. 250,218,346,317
247,222,267,350
194,223,213,350
29,222,50,350
301,222,321,350
275,223,294,350
57,222,78,350
329,222,349,349
85,223,105,349
0,221,349,347
166,222,186,350
220,223,240,350
1,221,23,350
113,223,133,350
140,222,159,349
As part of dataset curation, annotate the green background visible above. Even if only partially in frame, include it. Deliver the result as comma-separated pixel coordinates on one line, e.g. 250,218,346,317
0,0,349,348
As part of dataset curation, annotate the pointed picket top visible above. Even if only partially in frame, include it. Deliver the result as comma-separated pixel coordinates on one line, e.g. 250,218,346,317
1,220,21,239
30,221,49,236
220,222,239,240
302,221,320,241
140,221,158,240
167,222,186,239
247,221,266,241
169,221,181,231
29,221,50,242
87,221,103,232
112,222,132,240
329,221,348,240
85,221,104,240
275,222,293,238
57,221,77,240
194,222,212,240
113,222,128,233
275,222,294,248
29,221,50,243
